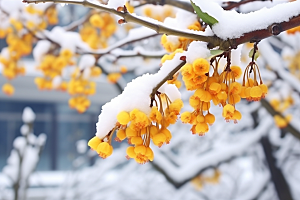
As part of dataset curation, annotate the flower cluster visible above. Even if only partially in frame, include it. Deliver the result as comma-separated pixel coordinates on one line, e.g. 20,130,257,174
0,5,57,96
68,66,102,113
88,93,183,164
270,96,294,128
161,21,201,52
288,51,300,80
143,5,175,22
191,169,221,190
45,6,59,25
0,33,31,95
241,62,268,101
80,13,117,49
35,49,73,90
180,51,268,136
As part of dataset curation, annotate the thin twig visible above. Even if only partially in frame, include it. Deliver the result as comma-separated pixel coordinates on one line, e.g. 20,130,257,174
23,0,300,51
260,99,300,140
23,0,222,48
150,59,186,107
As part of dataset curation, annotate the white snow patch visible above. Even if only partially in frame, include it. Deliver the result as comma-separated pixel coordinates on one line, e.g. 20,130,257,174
22,107,36,123
96,52,184,139
193,0,300,39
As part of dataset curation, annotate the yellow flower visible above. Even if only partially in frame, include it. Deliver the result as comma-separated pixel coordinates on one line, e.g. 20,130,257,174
90,14,104,28
181,111,192,123
222,104,235,121
117,111,130,125
115,129,126,142
96,142,113,159
126,146,136,159
193,58,210,75
204,113,215,125
250,86,262,101
2,83,14,96
230,66,242,79
125,1,134,13
88,136,102,151
274,114,292,128
107,73,121,83
209,83,221,95
229,82,242,95
149,106,162,123
153,133,167,147
195,122,209,136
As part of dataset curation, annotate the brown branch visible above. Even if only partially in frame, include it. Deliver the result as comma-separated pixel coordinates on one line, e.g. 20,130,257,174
23,0,300,51
63,10,93,31
22,0,221,48
223,0,272,10
260,99,300,141
233,15,300,46
150,58,186,107
86,33,160,57
109,49,165,61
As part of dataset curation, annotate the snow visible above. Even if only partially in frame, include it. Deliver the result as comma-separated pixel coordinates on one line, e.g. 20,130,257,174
20,124,30,136
193,0,300,39
37,133,47,146
107,0,126,9
109,46,166,59
152,116,273,183
3,150,19,183
186,41,210,63
96,52,184,139
78,55,96,70
76,140,88,154
21,146,39,180
22,107,36,123
33,40,51,64
260,40,300,94
13,137,27,153
94,27,157,54
0,48,10,60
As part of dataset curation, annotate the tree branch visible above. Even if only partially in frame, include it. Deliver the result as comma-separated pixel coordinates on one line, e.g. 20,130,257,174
23,0,222,48
261,136,293,200
223,0,272,10
150,59,186,106
23,0,300,51
260,99,300,141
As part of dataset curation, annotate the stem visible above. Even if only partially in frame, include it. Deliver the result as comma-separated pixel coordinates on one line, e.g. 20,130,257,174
23,0,221,47
261,136,293,200
150,60,186,107
223,0,271,10
19,0,300,51
260,99,300,140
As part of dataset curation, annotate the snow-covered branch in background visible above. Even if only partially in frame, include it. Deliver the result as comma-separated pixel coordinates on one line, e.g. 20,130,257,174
152,116,273,185
24,0,300,50
1,107,47,200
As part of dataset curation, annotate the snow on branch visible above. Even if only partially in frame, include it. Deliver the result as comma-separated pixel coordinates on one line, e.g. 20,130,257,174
96,52,185,139
24,0,300,51
193,0,300,39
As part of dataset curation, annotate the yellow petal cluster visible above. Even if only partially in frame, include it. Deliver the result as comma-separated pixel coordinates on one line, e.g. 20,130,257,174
143,5,175,22
161,21,201,52
180,56,248,135
89,93,183,164
88,136,113,159
81,13,116,49
68,65,101,113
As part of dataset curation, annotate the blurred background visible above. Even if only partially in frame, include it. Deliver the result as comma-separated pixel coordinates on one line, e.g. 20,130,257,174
0,1,300,200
